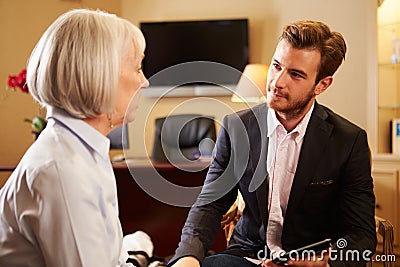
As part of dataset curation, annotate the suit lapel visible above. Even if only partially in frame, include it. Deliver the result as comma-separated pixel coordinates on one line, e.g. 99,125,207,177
248,104,269,227
245,103,332,231
286,103,333,214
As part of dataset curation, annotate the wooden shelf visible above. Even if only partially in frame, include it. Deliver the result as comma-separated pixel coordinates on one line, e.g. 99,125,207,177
379,105,400,109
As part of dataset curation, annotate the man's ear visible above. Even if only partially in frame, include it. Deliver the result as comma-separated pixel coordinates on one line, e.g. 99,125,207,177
315,76,333,96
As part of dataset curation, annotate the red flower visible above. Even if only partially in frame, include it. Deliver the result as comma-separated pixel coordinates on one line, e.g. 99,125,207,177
5,68,46,135
7,75,18,88
7,69,28,93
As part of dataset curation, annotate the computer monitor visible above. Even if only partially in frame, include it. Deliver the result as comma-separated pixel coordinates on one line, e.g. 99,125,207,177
107,124,129,150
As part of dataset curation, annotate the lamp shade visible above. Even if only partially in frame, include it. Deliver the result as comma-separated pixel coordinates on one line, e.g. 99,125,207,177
231,64,268,103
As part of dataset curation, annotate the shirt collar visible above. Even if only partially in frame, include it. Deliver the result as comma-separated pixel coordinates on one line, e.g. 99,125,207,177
46,106,110,158
267,102,315,143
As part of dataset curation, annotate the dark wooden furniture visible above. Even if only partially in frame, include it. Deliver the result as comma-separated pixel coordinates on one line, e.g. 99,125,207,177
113,159,227,258
0,166,16,172
0,166,15,188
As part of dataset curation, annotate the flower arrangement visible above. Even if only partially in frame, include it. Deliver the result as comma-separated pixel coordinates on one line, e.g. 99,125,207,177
7,69,29,94
7,68,47,137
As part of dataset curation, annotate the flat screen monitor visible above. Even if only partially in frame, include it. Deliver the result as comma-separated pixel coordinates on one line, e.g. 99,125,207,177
140,19,249,88
107,124,129,150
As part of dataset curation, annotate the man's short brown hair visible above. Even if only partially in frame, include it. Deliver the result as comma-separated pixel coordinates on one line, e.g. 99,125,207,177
280,20,347,84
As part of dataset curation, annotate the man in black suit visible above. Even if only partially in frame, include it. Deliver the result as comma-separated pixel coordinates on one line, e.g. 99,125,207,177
169,20,376,267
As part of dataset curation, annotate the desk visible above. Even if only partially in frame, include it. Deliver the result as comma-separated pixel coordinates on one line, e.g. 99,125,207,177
113,159,227,257
0,166,15,188
0,166,16,172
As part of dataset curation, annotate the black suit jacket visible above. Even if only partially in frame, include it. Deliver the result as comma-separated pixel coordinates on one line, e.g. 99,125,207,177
170,102,376,267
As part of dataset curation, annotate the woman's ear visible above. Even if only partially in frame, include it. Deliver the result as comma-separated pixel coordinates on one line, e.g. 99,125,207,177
315,76,333,96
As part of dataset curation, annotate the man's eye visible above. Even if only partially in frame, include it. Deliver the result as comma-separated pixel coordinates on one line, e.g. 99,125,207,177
272,63,281,70
291,72,304,79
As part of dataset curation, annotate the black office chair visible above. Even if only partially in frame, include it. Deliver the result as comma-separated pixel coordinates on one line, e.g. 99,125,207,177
151,114,216,164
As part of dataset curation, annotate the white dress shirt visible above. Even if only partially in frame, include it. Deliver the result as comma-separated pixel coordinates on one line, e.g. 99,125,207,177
0,107,131,267
266,104,314,257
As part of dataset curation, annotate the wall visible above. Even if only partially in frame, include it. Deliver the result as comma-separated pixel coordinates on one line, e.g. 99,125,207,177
0,0,121,185
278,0,378,154
0,0,379,166
121,0,378,158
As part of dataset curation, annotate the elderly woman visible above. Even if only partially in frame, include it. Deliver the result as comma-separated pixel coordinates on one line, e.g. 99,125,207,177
0,9,149,266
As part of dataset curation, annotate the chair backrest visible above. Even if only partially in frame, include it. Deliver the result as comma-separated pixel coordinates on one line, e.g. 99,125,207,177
151,114,216,163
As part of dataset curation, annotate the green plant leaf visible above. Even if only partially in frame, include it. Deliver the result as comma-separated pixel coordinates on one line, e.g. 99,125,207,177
32,116,47,132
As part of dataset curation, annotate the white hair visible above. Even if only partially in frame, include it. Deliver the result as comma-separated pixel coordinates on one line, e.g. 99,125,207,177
27,9,145,118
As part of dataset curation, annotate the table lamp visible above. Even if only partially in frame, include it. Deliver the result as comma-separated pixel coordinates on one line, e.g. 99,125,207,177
231,64,268,103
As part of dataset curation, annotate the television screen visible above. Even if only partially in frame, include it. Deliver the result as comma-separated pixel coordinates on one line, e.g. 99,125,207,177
140,19,249,87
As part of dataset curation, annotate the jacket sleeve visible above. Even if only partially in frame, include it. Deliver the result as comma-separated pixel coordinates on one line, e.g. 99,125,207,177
329,130,377,267
168,115,239,265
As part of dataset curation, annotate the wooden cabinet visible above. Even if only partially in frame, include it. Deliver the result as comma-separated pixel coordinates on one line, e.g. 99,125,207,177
113,160,227,257
377,63,400,153
372,155,400,246
377,2,400,153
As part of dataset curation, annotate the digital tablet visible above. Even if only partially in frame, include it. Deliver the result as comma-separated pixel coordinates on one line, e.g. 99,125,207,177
272,238,332,265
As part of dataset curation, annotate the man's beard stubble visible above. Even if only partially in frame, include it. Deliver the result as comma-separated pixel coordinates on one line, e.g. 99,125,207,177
267,86,315,121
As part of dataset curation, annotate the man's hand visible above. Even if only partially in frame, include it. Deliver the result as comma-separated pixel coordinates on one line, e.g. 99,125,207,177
171,256,200,267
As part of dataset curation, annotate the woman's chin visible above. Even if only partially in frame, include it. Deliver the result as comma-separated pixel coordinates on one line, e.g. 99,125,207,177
124,108,138,123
